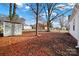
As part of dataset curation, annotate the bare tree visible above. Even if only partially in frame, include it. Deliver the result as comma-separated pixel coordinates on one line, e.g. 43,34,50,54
9,3,17,35
59,15,64,29
44,3,72,32
13,3,16,17
9,3,12,21
44,3,57,32
27,3,44,36
9,3,17,20
36,3,39,36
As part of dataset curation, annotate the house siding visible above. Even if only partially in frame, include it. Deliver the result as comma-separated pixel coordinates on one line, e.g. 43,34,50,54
3,22,22,36
69,11,79,46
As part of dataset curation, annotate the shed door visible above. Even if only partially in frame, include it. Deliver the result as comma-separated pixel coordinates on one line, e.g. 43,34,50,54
14,24,22,35
3,22,12,36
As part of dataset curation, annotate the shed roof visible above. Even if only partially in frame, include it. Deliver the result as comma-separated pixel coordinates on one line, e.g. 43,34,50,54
0,16,25,24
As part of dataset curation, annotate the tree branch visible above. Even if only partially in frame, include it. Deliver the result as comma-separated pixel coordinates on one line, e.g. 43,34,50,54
50,9,72,22
26,4,37,15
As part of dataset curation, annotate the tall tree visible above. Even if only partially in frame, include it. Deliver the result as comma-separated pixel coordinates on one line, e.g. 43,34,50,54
9,3,17,20
9,3,12,21
44,3,57,32
9,3,17,35
13,3,16,18
12,3,17,35
36,3,39,36
44,3,72,32
27,3,44,36
59,15,64,29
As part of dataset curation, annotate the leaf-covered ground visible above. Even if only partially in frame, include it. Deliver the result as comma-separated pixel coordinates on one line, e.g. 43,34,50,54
0,32,78,56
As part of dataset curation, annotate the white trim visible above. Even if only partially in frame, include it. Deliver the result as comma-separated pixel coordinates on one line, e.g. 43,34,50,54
75,46,79,48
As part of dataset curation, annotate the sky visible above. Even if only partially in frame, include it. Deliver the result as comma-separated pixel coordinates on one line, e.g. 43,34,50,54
0,3,75,27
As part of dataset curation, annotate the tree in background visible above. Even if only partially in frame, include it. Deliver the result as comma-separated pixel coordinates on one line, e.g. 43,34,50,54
59,15,64,29
9,3,17,35
44,3,58,32
27,3,44,36
9,3,17,20
44,3,72,32
13,3,17,18
9,3,12,21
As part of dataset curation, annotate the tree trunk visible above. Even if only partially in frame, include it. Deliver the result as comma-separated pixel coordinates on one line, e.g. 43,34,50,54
13,3,16,17
9,3,17,36
47,20,50,32
47,8,50,32
9,3,12,21
36,15,38,36
35,3,39,36
12,3,16,35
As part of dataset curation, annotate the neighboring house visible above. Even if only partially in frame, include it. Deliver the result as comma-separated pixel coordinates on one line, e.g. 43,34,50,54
54,15,69,30
24,24,32,30
69,3,79,48
59,15,69,30
32,23,47,30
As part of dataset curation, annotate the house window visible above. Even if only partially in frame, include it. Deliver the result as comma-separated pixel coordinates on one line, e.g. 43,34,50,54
73,20,75,31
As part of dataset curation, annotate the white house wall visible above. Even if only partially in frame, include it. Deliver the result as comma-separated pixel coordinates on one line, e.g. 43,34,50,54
76,11,79,46
69,11,79,46
24,26,32,30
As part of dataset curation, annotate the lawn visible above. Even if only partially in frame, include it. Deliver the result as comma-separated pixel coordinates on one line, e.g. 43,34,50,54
0,32,78,56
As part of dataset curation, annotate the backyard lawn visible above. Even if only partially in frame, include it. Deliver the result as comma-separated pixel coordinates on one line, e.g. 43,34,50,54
0,32,78,56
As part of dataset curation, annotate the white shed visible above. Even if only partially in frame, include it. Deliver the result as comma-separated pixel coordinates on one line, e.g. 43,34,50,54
0,16,23,36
